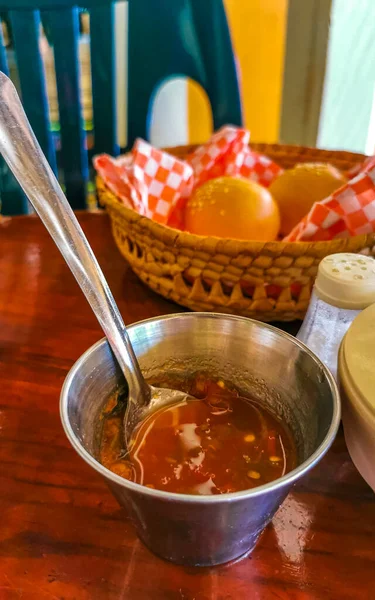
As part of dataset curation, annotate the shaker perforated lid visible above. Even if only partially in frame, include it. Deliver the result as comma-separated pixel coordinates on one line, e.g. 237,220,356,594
315,253,375,309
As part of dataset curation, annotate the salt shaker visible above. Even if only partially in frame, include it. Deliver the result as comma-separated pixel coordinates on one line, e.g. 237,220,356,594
297,252,375,380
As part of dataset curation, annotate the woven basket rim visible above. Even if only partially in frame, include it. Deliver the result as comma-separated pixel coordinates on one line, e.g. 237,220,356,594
163,141,368,163
97,141,374,254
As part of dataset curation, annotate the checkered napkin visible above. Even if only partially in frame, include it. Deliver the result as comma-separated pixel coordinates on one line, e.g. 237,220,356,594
187,126,283,188
285,156,375,242
93,139,194,224
93,126,282,229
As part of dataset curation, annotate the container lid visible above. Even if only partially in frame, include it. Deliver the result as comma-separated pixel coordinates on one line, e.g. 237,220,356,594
315,253,375,309
339,302,375,414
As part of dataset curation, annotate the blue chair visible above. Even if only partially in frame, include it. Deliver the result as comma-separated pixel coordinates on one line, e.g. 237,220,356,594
0,0,242,215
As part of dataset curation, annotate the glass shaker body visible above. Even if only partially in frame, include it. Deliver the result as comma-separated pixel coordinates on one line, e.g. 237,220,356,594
296,253,375,380
297,290,360,380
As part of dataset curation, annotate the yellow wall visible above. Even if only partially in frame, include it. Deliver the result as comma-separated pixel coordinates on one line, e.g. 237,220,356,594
187,0,288,144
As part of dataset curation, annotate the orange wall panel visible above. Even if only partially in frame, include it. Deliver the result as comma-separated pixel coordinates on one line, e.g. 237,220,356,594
188,0,288,144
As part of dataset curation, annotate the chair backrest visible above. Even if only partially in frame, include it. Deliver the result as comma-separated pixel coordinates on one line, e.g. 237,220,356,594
0,0,242,215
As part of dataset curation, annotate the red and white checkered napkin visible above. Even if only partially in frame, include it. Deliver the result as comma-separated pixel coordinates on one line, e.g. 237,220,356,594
187,126,283,188
285,157,375,242
94,126,283,229
93,139,194,225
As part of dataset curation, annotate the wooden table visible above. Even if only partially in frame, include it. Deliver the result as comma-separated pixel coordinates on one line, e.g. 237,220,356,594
0,213,374,600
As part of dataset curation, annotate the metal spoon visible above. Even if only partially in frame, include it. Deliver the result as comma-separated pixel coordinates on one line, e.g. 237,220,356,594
0,73,193,447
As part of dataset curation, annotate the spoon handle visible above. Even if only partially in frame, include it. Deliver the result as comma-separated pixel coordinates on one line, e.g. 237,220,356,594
0,73,148,404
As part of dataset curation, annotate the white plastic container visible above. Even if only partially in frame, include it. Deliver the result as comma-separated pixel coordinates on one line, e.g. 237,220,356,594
297,253,375,380
338,303,375,492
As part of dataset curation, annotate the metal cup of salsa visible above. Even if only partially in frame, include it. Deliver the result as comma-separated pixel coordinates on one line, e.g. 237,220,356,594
60,313,340,566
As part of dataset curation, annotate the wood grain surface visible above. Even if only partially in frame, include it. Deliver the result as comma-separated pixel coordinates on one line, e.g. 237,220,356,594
0,212,374,600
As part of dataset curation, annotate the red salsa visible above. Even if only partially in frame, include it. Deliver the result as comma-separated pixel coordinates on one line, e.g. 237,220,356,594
99,373,296,495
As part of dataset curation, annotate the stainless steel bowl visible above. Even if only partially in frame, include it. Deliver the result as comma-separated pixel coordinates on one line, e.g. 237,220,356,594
60,313,340,566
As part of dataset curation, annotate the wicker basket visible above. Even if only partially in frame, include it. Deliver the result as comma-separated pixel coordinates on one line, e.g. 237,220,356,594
97,143,375,322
